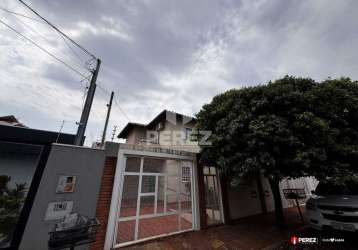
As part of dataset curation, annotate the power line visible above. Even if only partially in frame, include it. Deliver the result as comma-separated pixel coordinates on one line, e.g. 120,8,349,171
8,10,53,44
2,5,90,69
0,18,90,80
96,85,131,122
18,0,96,59
0,6,43,22
59,33,87,66
113,95,131,121
8,11,85,70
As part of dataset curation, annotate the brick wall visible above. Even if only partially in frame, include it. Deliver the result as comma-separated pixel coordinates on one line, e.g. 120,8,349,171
196,161,207,229
90,157,117,250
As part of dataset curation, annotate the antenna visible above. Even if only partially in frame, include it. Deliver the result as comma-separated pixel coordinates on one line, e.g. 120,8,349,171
111,125,117,141
55,120,65,143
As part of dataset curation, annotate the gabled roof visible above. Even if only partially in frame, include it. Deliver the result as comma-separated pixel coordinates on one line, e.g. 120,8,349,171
118,109,196,139
117,122,146,139
0,115,26,127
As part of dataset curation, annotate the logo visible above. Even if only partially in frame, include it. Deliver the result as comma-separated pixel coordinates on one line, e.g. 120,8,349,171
290,236,318,245
290,235,298,245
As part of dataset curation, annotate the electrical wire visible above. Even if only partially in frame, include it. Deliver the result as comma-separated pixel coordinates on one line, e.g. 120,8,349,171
0,6,43,22
7,10,53,44
18,0,96,59
1,5,91,73
2,3,129,138
96,85,131,122
59,33,86,66
6,11,86,72
113,95,131,121
0,18,91,81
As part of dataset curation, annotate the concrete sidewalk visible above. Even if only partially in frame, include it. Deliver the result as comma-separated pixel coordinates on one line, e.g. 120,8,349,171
123,207,306,250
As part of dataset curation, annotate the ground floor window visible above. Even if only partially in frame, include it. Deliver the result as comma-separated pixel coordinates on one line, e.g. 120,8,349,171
113,156,194,247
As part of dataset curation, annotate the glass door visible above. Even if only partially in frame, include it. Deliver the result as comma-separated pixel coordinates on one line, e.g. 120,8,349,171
203,166,223,226
114,156,194,247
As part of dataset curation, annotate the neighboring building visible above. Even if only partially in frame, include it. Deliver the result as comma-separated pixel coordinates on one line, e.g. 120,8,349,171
0,123,77,249
0,115,26,127
90,110,318,249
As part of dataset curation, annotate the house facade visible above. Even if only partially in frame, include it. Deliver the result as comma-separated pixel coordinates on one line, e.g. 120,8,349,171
90,110,318,249
118,110,198,150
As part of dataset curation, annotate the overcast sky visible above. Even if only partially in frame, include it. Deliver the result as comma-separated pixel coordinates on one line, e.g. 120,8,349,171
1,0,358,145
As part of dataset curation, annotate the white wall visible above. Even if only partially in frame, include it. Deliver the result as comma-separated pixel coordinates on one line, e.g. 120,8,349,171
227,176,319,220
226,180,262,219
19,144,105,250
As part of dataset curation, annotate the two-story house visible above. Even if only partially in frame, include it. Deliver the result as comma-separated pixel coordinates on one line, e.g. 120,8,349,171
90,110,318,250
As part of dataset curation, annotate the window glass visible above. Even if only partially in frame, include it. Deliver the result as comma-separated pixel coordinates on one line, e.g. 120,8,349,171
143,158,165,173
181,167,191,183
138,215,179,239
210,167,216,175
125,157,141,172
141,176,155,193
0,142,42,247
116,220,135,244
120,175,139,217
203,166,210,175
139,196,155,215
185,128,192,140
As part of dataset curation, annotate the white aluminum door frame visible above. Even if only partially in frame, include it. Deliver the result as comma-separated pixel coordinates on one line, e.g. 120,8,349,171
104,149,197,249
203,167,225,225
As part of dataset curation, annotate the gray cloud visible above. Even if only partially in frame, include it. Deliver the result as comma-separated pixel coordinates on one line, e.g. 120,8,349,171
1,0,358,145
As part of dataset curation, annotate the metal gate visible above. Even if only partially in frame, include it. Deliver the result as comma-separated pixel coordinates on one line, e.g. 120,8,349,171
111,154,195,248
203,166,224,226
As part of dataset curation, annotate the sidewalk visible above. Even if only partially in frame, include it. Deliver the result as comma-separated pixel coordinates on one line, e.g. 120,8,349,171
123,207,306,250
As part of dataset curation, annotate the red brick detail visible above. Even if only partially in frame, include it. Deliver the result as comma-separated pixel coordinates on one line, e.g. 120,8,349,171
90,157,117,250
196,160,207,229
219,175,231,224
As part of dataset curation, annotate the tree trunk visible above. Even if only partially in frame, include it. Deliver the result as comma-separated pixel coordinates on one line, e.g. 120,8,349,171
268,177,285,227
255,172,267,214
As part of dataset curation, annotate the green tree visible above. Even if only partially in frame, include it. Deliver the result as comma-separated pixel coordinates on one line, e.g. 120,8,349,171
0,175,26,245
196,76,358,226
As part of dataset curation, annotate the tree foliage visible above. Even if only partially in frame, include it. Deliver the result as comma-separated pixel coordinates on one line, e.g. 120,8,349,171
196,76,358,224
0,175,26,245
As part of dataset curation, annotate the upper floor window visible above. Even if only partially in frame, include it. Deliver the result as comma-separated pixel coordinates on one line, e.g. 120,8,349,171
185,128,192,141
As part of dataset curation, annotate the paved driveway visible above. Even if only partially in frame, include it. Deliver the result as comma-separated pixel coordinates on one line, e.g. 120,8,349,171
123,207,306,250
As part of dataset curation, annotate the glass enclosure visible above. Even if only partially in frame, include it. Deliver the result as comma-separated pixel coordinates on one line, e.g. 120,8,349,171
115,156,194,246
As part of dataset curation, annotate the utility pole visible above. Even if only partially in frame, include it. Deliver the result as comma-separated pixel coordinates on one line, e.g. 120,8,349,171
100,91,114,146
75,59,101,145
111,125,117,141
55,120,65,143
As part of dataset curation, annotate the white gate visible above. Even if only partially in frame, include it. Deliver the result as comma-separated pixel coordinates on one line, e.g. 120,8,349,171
105,149,197,248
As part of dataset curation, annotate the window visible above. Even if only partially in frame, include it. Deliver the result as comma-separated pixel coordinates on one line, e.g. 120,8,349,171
182,166,191,183
184,128,192,141
185,128,198,142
